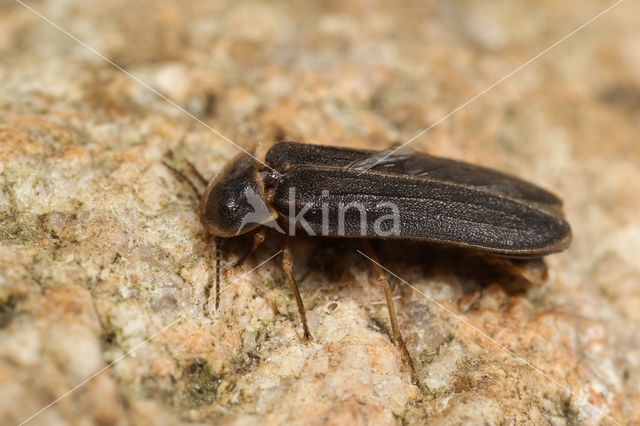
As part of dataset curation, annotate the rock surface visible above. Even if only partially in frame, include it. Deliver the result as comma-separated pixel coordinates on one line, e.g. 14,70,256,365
1,0,639,424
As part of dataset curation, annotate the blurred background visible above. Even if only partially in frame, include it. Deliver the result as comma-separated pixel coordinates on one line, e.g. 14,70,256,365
1,0,639,424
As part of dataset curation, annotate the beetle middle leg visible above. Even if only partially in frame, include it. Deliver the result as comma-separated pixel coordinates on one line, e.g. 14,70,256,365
282,237,312,341
361,240,418,383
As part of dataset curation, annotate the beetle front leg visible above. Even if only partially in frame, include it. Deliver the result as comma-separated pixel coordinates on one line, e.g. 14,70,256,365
361,240,418,383
282,237,312,341
233,229,266,268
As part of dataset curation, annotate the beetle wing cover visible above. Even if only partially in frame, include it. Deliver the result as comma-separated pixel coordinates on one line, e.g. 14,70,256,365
267,142,562,213
267,142,571,256
347,148,563,213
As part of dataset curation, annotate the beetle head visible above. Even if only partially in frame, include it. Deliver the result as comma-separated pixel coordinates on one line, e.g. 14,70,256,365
200,152,279,237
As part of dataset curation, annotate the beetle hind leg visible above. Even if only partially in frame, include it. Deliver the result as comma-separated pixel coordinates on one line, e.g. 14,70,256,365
282,238,312,341
361,240,418,383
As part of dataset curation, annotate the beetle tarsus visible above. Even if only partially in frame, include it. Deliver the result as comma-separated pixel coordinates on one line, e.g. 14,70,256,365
282,238,313,342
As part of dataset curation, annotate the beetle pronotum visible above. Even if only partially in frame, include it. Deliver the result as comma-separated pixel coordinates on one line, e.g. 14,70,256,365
171,141,571,380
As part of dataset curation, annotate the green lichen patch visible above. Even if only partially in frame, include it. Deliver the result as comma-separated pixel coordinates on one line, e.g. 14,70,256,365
180,358,222,407
0,295,19,329
366,317,389,335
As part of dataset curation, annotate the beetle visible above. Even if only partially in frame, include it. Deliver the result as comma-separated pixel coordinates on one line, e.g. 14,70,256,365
174,141,571,380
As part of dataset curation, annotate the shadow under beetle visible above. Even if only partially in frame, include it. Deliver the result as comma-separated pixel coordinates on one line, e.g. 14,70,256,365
173,141,572,382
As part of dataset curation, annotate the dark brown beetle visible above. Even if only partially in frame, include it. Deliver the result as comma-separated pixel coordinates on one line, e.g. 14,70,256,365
177,141,571,379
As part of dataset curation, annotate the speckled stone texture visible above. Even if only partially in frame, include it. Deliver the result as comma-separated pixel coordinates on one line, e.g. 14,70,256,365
1,0,639,424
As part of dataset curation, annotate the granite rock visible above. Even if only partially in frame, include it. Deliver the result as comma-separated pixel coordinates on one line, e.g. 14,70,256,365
1,0,639,424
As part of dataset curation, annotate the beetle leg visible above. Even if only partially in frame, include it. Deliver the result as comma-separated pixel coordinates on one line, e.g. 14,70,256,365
361,240,418,383
282,238,312,341
233,229,266,268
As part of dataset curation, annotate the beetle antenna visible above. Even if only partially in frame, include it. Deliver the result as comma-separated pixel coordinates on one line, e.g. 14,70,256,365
185,160,208,186
162,159,202,199
215,236,221,309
